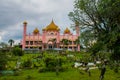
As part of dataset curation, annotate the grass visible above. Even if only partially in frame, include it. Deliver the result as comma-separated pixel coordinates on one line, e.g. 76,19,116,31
0,68,120,80
0,53,120,80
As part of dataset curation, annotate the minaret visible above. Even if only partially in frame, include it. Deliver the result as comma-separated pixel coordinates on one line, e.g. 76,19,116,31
57,31,60,48
22,21,27,49
75,21,80,36
42,28,46,50
75,21,80,51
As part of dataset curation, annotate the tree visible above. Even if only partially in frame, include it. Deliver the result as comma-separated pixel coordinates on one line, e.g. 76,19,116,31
80,30,96,51
8,39,14,47
69,0,120,60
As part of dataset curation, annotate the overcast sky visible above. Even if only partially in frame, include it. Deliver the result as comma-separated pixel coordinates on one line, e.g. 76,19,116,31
0,0,75,44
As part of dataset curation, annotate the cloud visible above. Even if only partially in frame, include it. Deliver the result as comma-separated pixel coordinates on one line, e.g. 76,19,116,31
0,0,75,44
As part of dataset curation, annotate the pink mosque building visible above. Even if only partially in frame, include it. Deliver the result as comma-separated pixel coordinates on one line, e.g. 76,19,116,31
21,20,80,51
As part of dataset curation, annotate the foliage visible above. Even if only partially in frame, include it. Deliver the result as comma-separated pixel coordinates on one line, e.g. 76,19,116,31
8,39,14,47
61,39,70,49
109,60,120,73
80,30,96,50
22,59,32,68
0,52,9,70
12,47,23,56
0,51,119,80
69,0,120,60
44,54,67,72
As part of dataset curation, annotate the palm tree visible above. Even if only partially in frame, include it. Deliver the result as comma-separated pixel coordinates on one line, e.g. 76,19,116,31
8,39,14,47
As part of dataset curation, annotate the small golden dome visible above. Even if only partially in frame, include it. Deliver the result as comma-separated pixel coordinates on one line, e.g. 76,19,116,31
43,20,60,31
33,28,39,34
23,21,27,24
64,27,71,34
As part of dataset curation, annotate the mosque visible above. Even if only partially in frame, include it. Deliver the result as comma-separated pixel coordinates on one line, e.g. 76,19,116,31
21,20,80,51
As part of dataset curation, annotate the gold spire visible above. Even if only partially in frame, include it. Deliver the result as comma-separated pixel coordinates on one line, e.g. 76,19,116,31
43,20,60,31
64,27,71,34
33,28,39,34
23,21,27,24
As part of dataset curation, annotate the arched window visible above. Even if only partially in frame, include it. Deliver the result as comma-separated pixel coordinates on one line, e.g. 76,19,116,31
50,32,54,35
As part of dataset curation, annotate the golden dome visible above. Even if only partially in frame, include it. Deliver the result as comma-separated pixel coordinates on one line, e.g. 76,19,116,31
64,27,71,34
33,28,39,34
43,20,60,31
23,21,27,24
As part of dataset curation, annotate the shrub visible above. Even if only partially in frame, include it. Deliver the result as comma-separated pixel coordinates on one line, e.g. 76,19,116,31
12,47,23,56
43,54,68,72
0,52,8,70
22,59,32,68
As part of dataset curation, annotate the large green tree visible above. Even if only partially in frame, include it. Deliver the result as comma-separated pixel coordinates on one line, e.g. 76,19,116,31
80,31,96,51
69,0,120,60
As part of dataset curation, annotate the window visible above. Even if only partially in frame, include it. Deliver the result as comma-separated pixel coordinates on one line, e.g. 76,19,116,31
69,41,72,45
48,44,52,49
30,47,33,49
26,41,29,45
25,47,28,49
74,41,76,44
34,41,38,45
69,47,72,49
30,41,33,45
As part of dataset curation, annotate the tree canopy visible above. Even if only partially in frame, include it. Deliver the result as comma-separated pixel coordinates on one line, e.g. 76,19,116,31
69,0,120,60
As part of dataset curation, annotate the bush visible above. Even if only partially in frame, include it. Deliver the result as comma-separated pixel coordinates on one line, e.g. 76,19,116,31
12,47,24,56
43,54,68,72
0,52,8,70
45,57,57,71
22,59,32,68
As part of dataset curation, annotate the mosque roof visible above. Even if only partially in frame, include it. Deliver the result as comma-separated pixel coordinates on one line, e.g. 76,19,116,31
43,20,60,31
64,27,71,34
33,28,39,34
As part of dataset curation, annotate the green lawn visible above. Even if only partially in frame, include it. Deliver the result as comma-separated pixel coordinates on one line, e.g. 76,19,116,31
0,68,120,80
0,53,120,80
